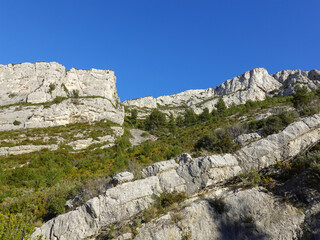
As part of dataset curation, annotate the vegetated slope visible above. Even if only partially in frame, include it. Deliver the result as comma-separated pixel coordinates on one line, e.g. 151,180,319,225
33,109,320,239
29,86,320,239
0,66,320,239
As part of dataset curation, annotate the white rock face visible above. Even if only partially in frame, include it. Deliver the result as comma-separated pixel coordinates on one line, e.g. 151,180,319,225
235,132,261,146
273,69,320,95
32,113,320,240
135,187,304,240
123,67,320,116
112,172,134,185
0,144,58,156
0,62,124,130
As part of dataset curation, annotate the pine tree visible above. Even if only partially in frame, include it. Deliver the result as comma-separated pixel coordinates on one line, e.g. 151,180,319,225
199,107,211,122
215,98,227,116
184,109,197,126
168,113,177,135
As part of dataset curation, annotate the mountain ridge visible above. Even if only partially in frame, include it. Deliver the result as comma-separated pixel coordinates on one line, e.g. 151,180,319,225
123,67,320,116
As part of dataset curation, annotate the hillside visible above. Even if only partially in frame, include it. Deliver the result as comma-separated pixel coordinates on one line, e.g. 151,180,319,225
0,63,320,239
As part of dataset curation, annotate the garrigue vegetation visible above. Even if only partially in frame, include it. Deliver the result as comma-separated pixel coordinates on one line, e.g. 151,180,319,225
1,86,320,239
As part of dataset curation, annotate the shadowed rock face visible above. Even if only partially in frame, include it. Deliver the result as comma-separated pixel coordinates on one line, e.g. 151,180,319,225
123,67,320,116
32,113,320,240
0,62,124,130
134,188,304,240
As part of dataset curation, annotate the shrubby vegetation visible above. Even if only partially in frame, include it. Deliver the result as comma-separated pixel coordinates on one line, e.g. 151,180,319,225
248,110,300,136
1,86,320,238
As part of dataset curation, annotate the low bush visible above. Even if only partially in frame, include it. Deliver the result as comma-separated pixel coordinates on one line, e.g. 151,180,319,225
0,212,35,240
13,120,21,126
141,191,187,223
194,129,239,153
238,170,261,187
248,110,299,137
207,197,227,214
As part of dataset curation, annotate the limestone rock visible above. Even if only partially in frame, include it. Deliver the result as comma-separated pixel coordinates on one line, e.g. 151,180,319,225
0,62,124,130
112,172,134,186
0,144,58,156
273,69,320,95
68,127,124,150
141,159,179,178
129,129,157,146
135,188,304,240
235,132,261,146
123,67,320,117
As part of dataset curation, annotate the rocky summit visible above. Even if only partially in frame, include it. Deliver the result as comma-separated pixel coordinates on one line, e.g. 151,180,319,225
123,68,320,117
1,62,320,240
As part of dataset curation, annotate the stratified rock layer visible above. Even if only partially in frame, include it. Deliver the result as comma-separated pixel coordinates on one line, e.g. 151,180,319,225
0,62,124,130
32,113,320,239
135,187,304,240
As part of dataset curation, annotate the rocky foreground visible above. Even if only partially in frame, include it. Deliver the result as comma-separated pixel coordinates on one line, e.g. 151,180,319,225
32,113,320,239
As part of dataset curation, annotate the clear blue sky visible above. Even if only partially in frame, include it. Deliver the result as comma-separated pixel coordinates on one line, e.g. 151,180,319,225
0,0,319,101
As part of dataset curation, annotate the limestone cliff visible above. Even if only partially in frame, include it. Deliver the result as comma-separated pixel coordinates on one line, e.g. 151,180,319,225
0,62,124,130
123,68,320,116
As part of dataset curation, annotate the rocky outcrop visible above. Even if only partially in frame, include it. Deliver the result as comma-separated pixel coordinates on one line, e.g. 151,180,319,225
273,69,320,95
32,113,320,239
134,187,304,240
123,68,320,116
67,126,124,150
0,144,58,156
0,126,124,156
0,62,124,130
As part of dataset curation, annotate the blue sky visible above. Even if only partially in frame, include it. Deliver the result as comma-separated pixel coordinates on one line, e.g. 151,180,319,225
0,0,319,101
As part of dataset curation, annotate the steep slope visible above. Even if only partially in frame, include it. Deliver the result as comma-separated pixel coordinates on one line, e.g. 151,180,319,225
0,62,124,130
123,68,320,116
32,113,320,239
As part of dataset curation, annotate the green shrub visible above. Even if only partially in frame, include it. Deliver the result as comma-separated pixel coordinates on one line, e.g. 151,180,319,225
0,212,35,240
184,109,197,126
293,85,309,108
71,89,79,98
8,93,17,98
49,83,56,93
61,83,69,95
279,110,299,125
43,197,66,221
144,109,167,134
165,145,182,159
199,108,211,122
194,130,239,153
207,197,226,214
53,96,65,104
299,106,318,117
262,116,284,136
129,109,138,126
13,120,21,126
215,98,227,116
176,115,184,127
239,170,261,187
140,132,150,138
141,191,187,223
168,113,177,135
